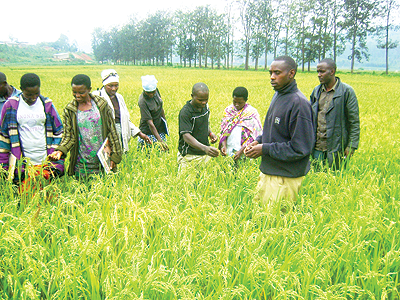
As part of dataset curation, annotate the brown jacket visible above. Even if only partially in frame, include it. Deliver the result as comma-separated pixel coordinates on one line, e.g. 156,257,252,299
57,94,122,176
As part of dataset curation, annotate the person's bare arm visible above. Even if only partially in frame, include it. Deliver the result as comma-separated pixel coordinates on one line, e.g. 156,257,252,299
147,119,168,150
183,133,219,157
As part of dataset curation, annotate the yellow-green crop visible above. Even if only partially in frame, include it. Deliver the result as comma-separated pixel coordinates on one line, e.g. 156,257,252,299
0,66,399,299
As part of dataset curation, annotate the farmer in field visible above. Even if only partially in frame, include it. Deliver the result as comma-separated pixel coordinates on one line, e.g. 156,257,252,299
310,58,360,169
48,74,122,178
0,72,21,114
177,82,219,171
92,69,151,152
138,75,169,151
219,86,262,161
245,56,314,211
0,73,64,193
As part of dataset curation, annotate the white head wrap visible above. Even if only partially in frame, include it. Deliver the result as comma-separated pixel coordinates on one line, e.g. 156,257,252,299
141,75,158,92
101,69,119,86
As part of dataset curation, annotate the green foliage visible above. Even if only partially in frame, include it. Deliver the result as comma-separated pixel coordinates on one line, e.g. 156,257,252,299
0,44,54,65
0,44,89,66
0,66,399,298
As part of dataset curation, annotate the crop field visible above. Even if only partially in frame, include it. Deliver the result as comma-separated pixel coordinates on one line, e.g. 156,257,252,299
0,66,399,299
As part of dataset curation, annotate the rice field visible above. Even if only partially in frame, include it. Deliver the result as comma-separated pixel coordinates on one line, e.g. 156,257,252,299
0,66,399,299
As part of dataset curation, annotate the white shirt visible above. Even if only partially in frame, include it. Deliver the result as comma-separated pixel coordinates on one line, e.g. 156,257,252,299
227,125,242,156
17,96,47,165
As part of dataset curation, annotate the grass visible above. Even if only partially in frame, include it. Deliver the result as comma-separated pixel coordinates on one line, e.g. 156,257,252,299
0,66,399,299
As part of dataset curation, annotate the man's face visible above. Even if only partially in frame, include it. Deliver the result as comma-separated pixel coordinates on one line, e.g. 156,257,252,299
105,82,119,97
21,86,40,106
144,90,156,99
0,81,7,97
317,62,335,85
232,96,246,111
191,90,209,110
269,61,294,91
72,84,91,103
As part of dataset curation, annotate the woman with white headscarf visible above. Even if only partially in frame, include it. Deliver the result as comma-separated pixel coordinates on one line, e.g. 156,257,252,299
93,69,151,152
138,75,169,151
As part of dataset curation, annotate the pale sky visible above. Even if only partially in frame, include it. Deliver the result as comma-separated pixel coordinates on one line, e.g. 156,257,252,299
2,0,231,53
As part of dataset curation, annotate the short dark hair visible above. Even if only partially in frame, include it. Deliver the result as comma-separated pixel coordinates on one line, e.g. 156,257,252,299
20,73,40,89
192,82,209,95
274,56,297,74
232,86,248,100
71,74,91,89
0,72,7,83
319,58,337,72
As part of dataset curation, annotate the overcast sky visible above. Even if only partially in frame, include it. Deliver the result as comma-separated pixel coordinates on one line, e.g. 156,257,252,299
2,0,230,53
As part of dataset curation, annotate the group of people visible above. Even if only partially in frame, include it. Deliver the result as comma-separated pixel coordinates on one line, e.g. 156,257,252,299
176,56,359,209
0,70,168,195
0,55,359,209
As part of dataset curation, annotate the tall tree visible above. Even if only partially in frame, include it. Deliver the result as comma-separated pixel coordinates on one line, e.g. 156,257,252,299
238,0,256,70
270,0,284,60
174,10,190,66
92,28,113,62
224,2,236,69
119,20,138,64
331,0,347,62
280,0,297,57
137,11,173,65
342,0,380,73
375,0,399,74
252,0,273,69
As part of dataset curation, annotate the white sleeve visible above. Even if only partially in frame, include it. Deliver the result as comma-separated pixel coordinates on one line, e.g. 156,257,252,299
129,121,141,137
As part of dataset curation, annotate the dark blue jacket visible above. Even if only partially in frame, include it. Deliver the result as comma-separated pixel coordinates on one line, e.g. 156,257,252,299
256,80,315,178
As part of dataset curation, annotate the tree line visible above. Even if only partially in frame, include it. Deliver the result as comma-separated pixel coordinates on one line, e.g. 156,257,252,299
91,0,399,73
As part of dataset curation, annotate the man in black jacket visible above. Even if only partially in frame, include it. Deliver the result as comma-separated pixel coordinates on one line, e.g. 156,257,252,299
245,56,314,210
310,58,360,169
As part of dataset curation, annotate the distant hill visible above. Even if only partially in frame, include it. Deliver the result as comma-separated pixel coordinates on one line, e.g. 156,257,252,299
0,43,93,65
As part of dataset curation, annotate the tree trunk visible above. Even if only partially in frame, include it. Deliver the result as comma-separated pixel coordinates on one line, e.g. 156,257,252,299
333,0,337,63
205,42,208,68
301,20,305,72
284,26,289,55
264,32,268,70
245,40,250,70
226,38,230,69
385,7,390,74
217,37,221,69
199,51,202,68
231,29,234,69
351,28,357,73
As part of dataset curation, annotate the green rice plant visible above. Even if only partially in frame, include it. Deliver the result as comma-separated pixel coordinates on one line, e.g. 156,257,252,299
0,66,399,299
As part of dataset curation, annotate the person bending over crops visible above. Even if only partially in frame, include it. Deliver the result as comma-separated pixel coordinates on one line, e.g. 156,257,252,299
245,56,314,211
219,86,262,161
92,69,151,153
177,82,219,171
0,72,21,114
137,75,169,151
48,74,122,179
0,73,64,194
